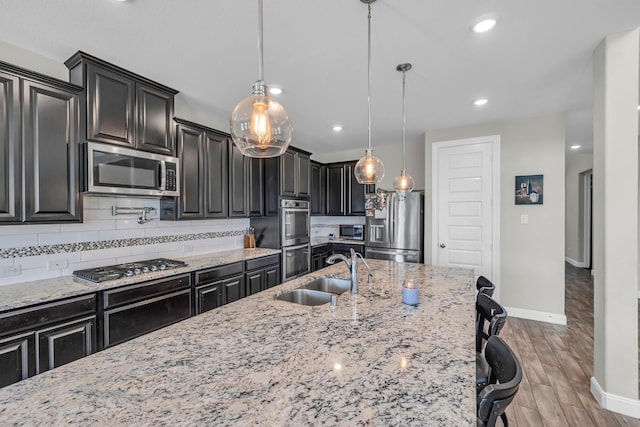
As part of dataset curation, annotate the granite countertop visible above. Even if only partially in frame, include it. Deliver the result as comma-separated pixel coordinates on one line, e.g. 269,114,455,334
311,237,365,246
0,260,475,426
0,248,281,312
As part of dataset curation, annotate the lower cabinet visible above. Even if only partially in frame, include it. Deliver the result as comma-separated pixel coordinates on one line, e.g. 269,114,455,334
311,244,330,272
194,262,245,314
244,254,281,296
102,274,191,349
331,243,365,257
0,294,97,388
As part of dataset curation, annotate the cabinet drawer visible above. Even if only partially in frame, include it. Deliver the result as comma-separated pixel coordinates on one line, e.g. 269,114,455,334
312,244,329,256
195,262,243,284
103,274,191,310
0,295,96,336
245,255,279,271
103,289,191,348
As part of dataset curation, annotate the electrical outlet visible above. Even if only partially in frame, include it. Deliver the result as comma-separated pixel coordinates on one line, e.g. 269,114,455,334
0,265,21,278
47,259,68,270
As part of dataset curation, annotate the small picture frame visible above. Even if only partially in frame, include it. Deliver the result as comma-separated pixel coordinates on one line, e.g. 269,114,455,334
515,174,543,205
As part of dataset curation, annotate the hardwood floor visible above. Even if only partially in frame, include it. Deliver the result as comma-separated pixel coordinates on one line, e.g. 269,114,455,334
498,263,640,426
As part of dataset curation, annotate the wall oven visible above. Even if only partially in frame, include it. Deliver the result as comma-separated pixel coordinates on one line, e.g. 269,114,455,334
84,142,179,197
282,243,310,282
281,200,310,247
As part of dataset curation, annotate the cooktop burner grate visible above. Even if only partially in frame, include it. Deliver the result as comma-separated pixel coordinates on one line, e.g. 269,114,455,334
73,258,187,283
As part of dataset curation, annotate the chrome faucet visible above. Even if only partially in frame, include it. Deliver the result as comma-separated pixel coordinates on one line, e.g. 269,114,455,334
326,249,373,294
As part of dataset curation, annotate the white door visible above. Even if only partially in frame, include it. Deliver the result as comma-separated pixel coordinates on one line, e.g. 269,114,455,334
432,137,498,283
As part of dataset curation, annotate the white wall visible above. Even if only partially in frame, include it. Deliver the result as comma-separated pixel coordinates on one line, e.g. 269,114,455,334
0,40,67,79
565,152,593,265
311,141,426,191
425,114,566,319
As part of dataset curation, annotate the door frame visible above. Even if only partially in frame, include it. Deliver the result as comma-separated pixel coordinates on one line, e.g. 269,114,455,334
431,135,501,299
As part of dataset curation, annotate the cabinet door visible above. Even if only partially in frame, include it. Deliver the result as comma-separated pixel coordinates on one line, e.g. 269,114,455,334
245,269,264,296
0,71,20,223
0,332,35,388
176,124,204,219
22,80,81,223
247,157,264,216
326,164,345,215
310,162,325,216
195,281,223,314
229,143,248,217
204,132,228,218
103,289,191,348
346,162,366,216
136,83,174,154
280,150,296,197
297,152,310,197
36,316,96,374
265,265,281,289
86,64,135,146
223,275,245,304
311,254,321,272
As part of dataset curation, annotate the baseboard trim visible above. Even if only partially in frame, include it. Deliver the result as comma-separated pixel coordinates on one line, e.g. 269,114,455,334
565,256,586,268
591,377,640,419
504,306,567,325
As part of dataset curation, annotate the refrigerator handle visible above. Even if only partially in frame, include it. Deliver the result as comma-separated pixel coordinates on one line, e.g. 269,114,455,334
390,195,396,244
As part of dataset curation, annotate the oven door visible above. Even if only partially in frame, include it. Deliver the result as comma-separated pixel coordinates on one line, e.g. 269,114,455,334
282,244,310,282
281,208,310,246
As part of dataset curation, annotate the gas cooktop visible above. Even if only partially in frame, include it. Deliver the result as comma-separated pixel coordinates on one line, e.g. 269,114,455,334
73,258,187,283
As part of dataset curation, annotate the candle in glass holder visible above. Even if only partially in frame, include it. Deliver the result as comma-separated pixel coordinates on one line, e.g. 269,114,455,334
402,280,419,306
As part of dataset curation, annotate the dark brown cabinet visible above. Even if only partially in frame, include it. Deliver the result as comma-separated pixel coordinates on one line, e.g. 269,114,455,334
310,161,326,216
244,254,281,296
311,244,330,272
0,61,83,225
66,51,178,155
0,70,20,223
161,119,228,220
229,143,264,217
264,147,311,215
323,161,372,216
0,294,96,388
102,274,191,348
194,262,245,314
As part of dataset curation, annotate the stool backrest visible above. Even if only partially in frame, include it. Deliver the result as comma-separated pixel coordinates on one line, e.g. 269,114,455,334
476,293,507,353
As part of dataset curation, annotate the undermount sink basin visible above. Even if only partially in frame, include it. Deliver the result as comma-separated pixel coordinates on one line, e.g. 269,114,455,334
301,277,351,295
275,289,334,306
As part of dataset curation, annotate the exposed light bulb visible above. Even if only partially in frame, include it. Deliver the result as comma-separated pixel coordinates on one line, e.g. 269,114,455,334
249,100,271,145
354,149,385,185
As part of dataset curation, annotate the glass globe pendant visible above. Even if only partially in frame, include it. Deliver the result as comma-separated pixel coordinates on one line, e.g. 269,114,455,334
393,63,414,195
230,0,292,158
354,0,385,185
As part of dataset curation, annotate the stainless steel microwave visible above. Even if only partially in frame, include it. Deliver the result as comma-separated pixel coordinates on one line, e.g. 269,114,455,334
84,142,179,197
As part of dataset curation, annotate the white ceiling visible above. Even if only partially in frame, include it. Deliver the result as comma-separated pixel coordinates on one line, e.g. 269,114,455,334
1,0,639,155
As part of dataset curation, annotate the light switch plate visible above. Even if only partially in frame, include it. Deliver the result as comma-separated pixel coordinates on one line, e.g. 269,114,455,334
520,214,528,224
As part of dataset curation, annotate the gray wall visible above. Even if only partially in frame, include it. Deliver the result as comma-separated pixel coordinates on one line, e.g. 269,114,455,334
565,152,593,264
425,114,566,318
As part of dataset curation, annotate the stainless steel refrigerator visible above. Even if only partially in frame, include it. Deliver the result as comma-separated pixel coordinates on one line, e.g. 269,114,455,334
365,191,424,263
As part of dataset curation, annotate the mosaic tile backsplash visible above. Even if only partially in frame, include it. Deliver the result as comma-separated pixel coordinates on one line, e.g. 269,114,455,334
0,196,249,287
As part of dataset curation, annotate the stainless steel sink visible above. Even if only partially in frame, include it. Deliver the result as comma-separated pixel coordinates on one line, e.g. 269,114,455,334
301,277,351,295
275,289,334,306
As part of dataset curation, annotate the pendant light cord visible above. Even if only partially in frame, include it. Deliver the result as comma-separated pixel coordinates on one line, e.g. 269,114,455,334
258,0,264,82
402,69,406,171
367,3,372,151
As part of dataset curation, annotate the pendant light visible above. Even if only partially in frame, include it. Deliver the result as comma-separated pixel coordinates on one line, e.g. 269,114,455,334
393,63,415,196
230,0,292,158
354,0,385,185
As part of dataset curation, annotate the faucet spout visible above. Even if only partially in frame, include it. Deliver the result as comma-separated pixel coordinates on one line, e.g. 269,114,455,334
326,251,359,294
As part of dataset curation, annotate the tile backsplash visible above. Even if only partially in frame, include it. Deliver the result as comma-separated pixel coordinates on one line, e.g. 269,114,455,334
0,196,249,287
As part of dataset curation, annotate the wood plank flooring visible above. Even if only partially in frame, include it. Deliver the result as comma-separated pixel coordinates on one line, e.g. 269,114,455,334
498,263,640,426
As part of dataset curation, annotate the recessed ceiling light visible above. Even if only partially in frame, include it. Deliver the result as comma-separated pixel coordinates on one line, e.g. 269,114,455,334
474,98,488,106
269,87,282,95
472,16,498,33
570,145,581,150
332,125,343,132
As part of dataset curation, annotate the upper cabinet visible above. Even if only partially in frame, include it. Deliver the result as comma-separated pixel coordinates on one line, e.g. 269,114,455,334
229,143,264,218
161,119,229,220
264,147,311,215
65,51,178,155
310,161,326,216
0,61,83,225
324,161,374,216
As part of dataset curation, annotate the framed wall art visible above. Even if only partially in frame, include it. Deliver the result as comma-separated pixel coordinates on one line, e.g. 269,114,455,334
515,174,543,205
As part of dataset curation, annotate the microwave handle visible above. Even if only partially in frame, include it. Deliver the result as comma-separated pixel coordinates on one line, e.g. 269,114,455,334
158,161,167,191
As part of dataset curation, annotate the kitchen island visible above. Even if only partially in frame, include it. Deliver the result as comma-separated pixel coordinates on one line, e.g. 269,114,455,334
0,260,475,426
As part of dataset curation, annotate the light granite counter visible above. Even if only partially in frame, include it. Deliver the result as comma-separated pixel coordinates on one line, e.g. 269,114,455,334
0,248,281,312
0,260,475,426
